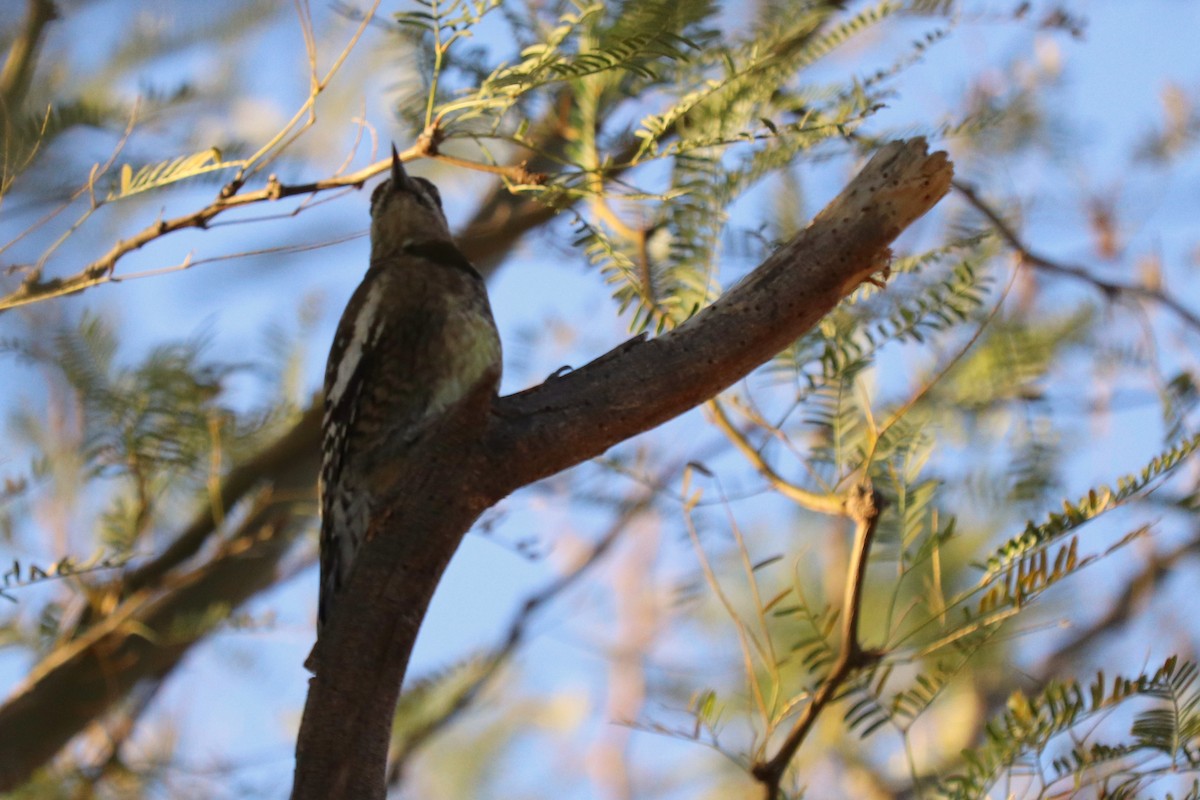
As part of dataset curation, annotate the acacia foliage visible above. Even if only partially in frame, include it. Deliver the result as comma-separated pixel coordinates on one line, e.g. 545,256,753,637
0,1,1198,798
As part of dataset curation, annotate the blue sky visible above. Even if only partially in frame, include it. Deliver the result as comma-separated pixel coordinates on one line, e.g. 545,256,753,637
2,1,1200,797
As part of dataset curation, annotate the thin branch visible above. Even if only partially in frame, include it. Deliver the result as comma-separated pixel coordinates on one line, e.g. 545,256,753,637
1,98,139,269
682,477,773,726
953,179,1200,334
751,483,884,799
0,117,582,312
0,140,534,311
230,0,381,185
109,229,366,285
1036,532,1200,679
0,0,58,114
0,148,400,311
0,0,386,312
426,150,545,185
860,265,1018,470
708,398,845,515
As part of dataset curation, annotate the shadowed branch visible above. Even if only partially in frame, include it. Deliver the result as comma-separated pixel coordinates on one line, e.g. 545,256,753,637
292,138,952,799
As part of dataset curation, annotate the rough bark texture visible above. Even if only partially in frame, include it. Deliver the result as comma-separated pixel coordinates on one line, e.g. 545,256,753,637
293,406,498,797
290,138,953,799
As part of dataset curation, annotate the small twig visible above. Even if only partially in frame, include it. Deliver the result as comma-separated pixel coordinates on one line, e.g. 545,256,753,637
707,399,844,516
2,117,562,312
953,180,1200,334
0,0,389,313
860,265,1018,471
229,0,381,186
1,98,139,275
1,142,525,311
110,229,364,284
751,483,884,799
682,476,773,726
425,151,545,185
417,119,545,186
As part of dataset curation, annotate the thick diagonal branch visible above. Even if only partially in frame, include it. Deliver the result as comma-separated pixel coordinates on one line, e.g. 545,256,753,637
486,139,952,491
292,138,952,799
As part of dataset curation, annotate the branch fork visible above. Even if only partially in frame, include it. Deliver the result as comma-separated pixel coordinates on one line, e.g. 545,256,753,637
751,482,886,799
291,138,951,798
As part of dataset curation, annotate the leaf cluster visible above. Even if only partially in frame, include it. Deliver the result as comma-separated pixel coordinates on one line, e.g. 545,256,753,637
940,657,1200,799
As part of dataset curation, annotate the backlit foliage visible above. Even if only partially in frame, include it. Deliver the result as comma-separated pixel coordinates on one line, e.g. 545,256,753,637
0,1,1198,798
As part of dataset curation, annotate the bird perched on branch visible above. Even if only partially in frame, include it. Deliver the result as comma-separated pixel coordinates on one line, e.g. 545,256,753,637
317,145,502,632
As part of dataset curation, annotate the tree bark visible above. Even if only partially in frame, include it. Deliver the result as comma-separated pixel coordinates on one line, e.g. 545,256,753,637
290,138,953,799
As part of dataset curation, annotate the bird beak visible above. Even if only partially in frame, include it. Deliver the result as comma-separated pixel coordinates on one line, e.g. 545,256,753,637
390,144,406,187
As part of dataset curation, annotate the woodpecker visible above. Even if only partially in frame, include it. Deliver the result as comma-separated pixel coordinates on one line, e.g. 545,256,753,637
317,146,502,631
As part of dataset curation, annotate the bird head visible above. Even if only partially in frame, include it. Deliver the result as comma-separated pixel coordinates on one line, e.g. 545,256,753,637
369,145,451,256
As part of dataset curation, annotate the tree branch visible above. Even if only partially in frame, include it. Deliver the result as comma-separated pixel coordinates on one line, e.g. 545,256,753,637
0,145,425,312
485,140,952,493
708,398,845,515
0,0,58,116
0,465,314,792
953,179,1200,334
292,138,952,799
752,483,884,799
0,124,563,312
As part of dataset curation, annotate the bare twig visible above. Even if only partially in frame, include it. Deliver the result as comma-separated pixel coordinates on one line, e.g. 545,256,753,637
0,111,588,313
426,151,545,186
682,475,774,725
953,180,1200,334
860,266,1018,470
1,96,139,267
0,0,386,313
0,139,541,312
708,398,844,515
751,483,885,800
229,0,381,186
